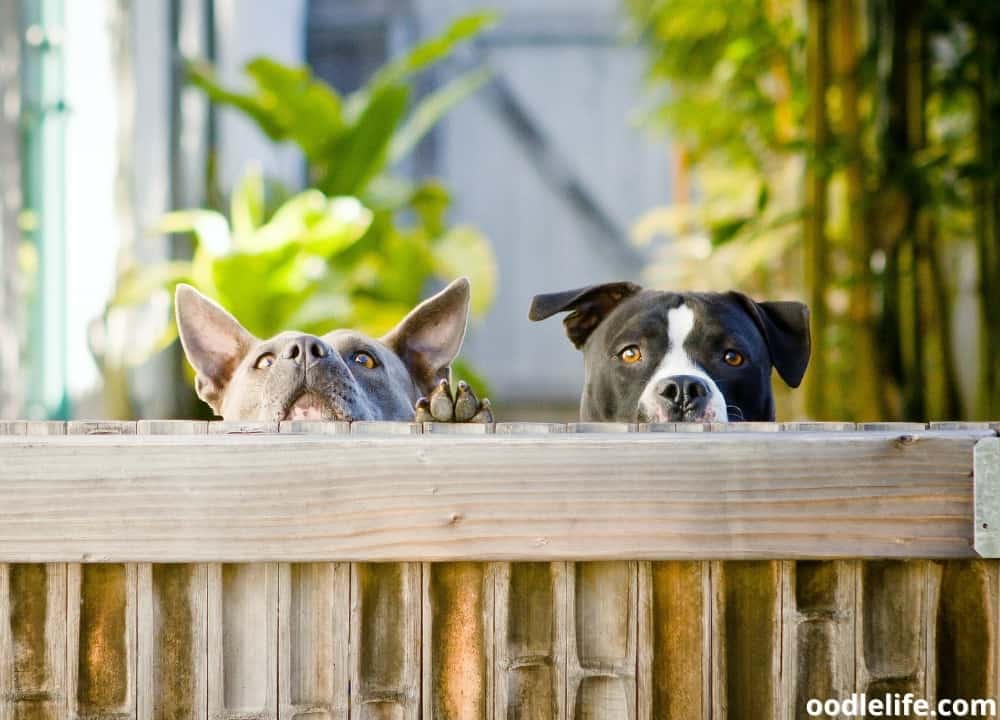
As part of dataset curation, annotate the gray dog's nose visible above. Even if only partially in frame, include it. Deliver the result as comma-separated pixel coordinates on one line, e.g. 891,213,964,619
657,375,709,407
280,336,329,366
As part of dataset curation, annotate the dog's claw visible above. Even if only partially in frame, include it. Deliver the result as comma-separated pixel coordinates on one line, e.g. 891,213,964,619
453,380,479,422
470,397,494,424
414,397,434,424
412,378,494,423
429,379,455,422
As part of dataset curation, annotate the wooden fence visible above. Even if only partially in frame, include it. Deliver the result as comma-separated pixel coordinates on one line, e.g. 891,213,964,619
0,420,998,719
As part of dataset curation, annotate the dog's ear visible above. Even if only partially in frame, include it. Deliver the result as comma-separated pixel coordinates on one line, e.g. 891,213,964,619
175,284,255,413
383,277,471,394
731,293,811,388
529,281,641,349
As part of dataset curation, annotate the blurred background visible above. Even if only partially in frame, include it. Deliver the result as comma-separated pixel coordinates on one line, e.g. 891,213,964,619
0,0,997,422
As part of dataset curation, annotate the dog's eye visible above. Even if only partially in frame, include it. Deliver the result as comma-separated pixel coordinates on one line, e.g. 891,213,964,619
352,351,378,369
723,350,745,367
618,345,642,364
254,353,275,370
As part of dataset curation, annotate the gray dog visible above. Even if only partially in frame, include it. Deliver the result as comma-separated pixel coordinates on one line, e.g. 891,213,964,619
175,278,492,423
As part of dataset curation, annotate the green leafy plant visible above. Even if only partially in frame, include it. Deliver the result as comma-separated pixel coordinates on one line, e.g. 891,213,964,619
92,12,499,410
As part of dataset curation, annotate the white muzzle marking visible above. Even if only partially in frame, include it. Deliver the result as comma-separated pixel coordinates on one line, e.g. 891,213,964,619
637,304,729,422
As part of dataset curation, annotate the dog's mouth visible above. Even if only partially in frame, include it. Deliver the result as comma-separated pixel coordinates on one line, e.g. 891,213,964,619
282,392,350,421
638,405,720,424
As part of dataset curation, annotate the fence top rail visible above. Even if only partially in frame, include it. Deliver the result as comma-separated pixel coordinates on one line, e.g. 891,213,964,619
0,420,997,563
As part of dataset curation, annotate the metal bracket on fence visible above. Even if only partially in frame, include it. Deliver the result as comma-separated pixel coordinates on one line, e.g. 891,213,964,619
975,437,1000,557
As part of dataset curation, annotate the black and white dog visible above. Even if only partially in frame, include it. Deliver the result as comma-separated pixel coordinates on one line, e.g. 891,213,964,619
529,282,810,422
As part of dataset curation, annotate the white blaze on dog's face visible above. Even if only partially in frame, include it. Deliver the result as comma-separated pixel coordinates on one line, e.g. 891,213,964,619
174,279,471,421
529,282,811,423
635,304,730,423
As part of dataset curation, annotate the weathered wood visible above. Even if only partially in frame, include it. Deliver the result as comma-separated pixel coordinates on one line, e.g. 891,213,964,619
566,562,637,720
0,431,989,561
138,564,207,720
495,423,566,434
638,561,709,719
712,562,782,719
67,421,137,436
207,563,277,719
68,562,138,719
0,563,68,720
208,421,279,435
932,560,997,707
493,562,567,720
278,563,350,720
349,422,422,436
855,561,928,706
781,561,855,720
422,563,493,720
278,421,350,435
350,563,421,720
566,423,634,433
137,418,208,720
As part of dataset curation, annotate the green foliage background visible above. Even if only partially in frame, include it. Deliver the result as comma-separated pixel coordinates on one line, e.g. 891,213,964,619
628,0,1000,421
92,13,499,414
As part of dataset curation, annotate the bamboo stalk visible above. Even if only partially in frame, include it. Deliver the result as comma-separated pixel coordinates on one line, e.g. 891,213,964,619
833,0,882,421
805,0,831,419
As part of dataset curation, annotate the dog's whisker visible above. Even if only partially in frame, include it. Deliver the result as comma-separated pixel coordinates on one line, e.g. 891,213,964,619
726,405,745,421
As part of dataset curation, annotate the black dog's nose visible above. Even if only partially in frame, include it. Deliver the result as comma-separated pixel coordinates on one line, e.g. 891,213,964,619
280,336,329,366
657,375,710,407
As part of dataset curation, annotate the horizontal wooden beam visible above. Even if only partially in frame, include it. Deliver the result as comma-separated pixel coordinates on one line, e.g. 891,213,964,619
0,429,993,562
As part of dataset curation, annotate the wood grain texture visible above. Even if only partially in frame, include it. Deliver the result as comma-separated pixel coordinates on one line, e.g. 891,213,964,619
207,563,277,720
68,562,137,719
0,563,68,720
423,563,493,720
138,564,207,720
712,562,781,719
566,562,637,720
0,430,990,562
493,562,566,720
278,563,350,720
855,561,928,705
932,560,997,707
781,561,855,720
350,563,421,720
137,417,208,720
638,561,709,720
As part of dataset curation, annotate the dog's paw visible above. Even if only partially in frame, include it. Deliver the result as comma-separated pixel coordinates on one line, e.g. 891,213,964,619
415,379,494,423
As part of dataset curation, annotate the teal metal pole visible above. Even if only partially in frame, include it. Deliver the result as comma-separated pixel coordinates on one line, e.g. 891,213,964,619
20,0,69,419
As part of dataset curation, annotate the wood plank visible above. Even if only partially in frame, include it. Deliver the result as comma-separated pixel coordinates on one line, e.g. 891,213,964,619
493,562,566,720
422,563,493,720
565,562,637,720
278,421,350,435
138,564,207,720
638,561,709,720
67,421,136,435
137,417,208,720
208,422,279,435
350,563,421,720
0,420,69,720
0,563,68,720
711,561,781,719
0,431,988,561
207,563,277,720
67,563,138,719
780,561,855,719
932,560,997,707
855,561,929,708
278,563,350,720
